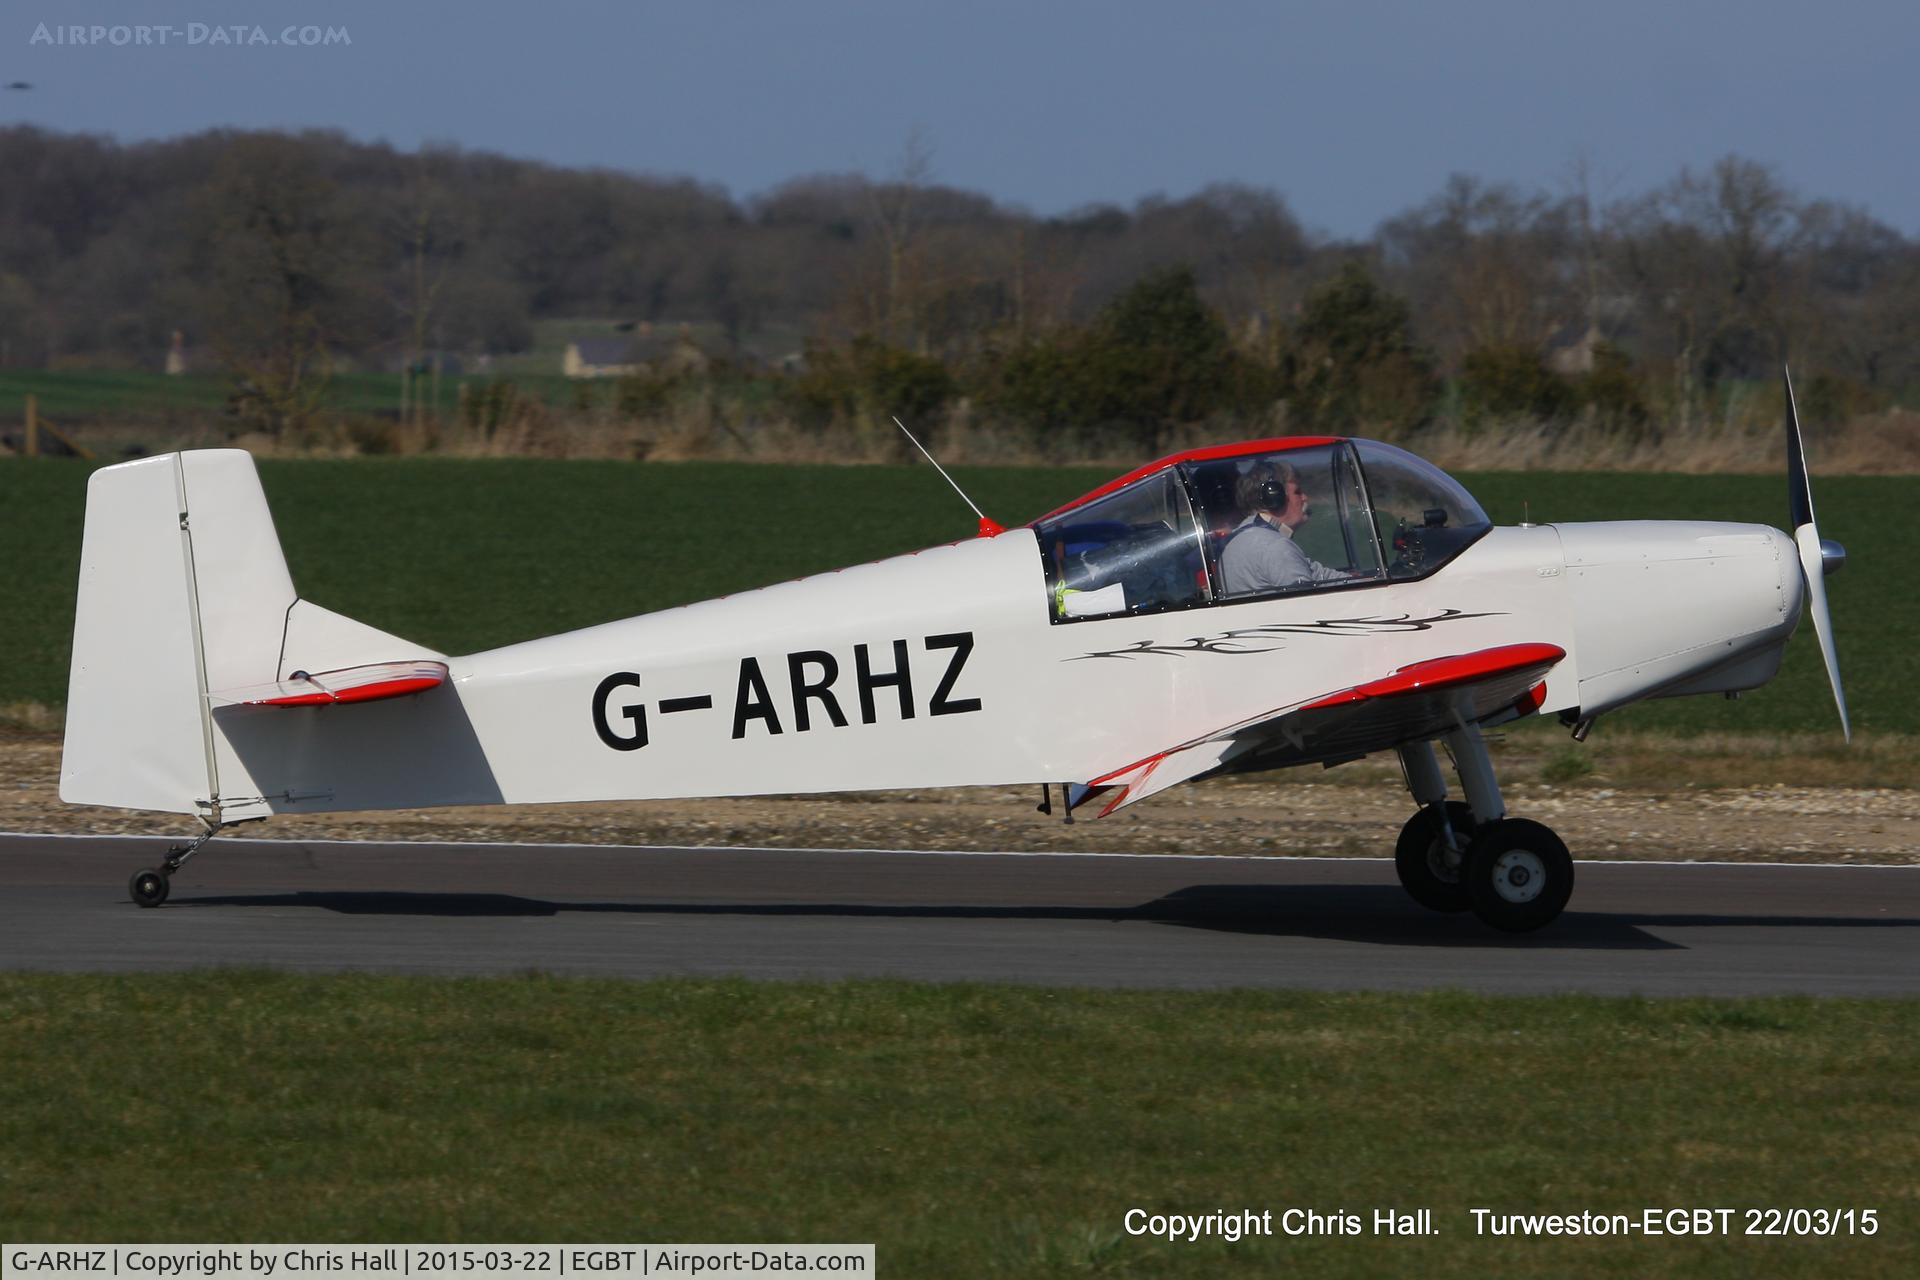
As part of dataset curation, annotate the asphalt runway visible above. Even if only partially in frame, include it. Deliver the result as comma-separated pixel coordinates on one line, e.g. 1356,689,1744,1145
1,833,1914,995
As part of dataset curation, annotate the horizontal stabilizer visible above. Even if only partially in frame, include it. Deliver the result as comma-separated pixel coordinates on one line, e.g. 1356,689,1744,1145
213,660,450,708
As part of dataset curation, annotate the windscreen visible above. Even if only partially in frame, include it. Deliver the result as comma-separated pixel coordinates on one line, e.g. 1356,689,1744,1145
1353,440,1492,580
1034,468,1207,621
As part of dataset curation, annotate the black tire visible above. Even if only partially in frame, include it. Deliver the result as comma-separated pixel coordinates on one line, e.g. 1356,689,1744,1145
129,868,170,908
1466,818,1574,933
1393,801,1476,912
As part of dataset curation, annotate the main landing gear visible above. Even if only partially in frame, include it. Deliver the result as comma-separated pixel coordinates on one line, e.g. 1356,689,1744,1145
127,825,220,908
1393,733,1574,932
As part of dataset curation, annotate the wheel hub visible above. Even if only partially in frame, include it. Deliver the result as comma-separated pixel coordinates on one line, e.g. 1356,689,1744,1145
1490,850,1546,904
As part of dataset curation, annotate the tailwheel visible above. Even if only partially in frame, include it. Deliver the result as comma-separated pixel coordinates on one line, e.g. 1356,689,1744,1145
126,830,218,907
1465,818,1574,933
1393,801,1476,913
129,868,170,908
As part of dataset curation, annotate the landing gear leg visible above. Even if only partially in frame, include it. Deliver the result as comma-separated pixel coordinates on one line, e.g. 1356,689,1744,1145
1393,743,1474,912
128,823,219,908
1443,724,1506,826
1443,726,1575,933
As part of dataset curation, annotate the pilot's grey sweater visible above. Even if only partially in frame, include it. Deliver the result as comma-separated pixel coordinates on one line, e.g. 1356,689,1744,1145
1219,515,1346,596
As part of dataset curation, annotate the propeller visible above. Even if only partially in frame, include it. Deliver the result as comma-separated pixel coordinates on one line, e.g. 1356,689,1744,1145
1783,368,1850,741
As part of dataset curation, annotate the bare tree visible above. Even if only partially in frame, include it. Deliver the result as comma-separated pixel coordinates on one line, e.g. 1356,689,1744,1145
1377,174,1575,364
386,160,463,424
193,136,356,436
1611,155,1803,426
1792,202,1920,391
1561,149,1627,339
865,126,934,346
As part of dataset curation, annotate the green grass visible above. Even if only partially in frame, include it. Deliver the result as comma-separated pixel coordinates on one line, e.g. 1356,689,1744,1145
0,458,1910,737
0,974,1912,1275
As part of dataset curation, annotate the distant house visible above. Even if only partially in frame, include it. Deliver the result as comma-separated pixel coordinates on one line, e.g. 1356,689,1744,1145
563,338,642,379
564,325,713,379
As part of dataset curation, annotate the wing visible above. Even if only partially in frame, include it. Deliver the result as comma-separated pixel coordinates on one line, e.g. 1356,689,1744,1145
1068,642,1564,818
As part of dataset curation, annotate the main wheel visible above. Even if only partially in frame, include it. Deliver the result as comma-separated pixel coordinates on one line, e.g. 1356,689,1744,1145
129,868,170,908
1393,801,1476,912
1465,819,1574,933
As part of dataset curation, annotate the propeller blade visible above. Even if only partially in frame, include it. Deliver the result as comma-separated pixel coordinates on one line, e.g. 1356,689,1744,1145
1784,367,1850,741
1795,524,1850,742
1785,368,1815,531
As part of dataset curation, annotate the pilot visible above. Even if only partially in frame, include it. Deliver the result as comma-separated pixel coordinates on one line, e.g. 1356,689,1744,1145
1219,462,1349,596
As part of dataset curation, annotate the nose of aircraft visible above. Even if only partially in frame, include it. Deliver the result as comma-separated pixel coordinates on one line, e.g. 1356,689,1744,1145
1558,521,1801,719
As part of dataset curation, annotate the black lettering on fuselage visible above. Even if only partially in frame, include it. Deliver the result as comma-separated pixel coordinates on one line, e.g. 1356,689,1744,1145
854,638,914,724
603,634,981,751
925,631,982,715
592,672,647,750
732,657,783,738
787,650,848,731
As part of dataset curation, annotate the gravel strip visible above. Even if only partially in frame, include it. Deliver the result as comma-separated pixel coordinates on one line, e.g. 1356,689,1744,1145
7,735,1914,865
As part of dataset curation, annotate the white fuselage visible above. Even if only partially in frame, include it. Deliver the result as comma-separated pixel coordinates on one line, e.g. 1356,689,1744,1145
199,518,1801,821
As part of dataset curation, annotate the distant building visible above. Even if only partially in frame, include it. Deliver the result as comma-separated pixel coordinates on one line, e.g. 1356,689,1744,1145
564,325,713,379
563,337,642,379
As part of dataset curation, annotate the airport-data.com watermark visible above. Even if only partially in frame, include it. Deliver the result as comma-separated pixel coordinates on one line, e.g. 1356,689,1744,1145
29,21,350,48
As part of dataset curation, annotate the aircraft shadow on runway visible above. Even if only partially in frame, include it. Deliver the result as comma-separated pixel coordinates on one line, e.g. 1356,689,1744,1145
172,883,1914,951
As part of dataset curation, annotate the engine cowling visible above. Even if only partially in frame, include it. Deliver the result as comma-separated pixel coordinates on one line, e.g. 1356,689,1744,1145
1556,520,1801,718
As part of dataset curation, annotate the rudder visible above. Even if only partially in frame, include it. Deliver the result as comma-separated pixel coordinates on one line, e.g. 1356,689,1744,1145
60,450,297,816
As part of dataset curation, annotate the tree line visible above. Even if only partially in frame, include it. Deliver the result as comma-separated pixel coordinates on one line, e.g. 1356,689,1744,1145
2,125,1915,443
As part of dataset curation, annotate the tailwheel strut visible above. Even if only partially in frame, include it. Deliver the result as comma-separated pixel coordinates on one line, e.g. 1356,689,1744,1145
128,824,220,908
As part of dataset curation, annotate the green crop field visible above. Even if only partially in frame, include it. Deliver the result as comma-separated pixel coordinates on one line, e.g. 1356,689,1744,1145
2,456,1908,737
1,974,1913,1277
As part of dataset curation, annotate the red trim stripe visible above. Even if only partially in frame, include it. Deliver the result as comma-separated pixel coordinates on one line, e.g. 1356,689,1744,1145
1034,436,1344,523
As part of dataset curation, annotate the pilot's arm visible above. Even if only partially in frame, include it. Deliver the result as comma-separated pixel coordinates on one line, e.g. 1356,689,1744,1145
1222,523,1349,595
1272,538,1349,588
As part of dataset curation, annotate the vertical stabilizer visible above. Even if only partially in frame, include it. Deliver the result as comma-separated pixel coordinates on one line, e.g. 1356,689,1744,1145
60,450,297,816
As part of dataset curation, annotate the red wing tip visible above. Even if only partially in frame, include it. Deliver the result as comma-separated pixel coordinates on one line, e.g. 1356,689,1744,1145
1302,643,1565,711
1516,680,1549,715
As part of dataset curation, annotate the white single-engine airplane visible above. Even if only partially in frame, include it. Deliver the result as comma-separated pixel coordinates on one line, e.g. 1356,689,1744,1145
62,375,1847,931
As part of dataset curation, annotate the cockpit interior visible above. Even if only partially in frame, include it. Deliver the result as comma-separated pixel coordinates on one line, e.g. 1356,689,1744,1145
1033,439,1492,622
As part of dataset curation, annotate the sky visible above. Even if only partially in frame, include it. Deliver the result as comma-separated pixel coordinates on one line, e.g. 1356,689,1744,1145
5,0,1917,239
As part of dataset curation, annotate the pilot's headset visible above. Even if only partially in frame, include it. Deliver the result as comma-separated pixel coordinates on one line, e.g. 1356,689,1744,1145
1253,466,1295,513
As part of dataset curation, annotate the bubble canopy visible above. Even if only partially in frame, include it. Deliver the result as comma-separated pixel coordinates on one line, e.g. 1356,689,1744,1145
1032,437,1492,622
